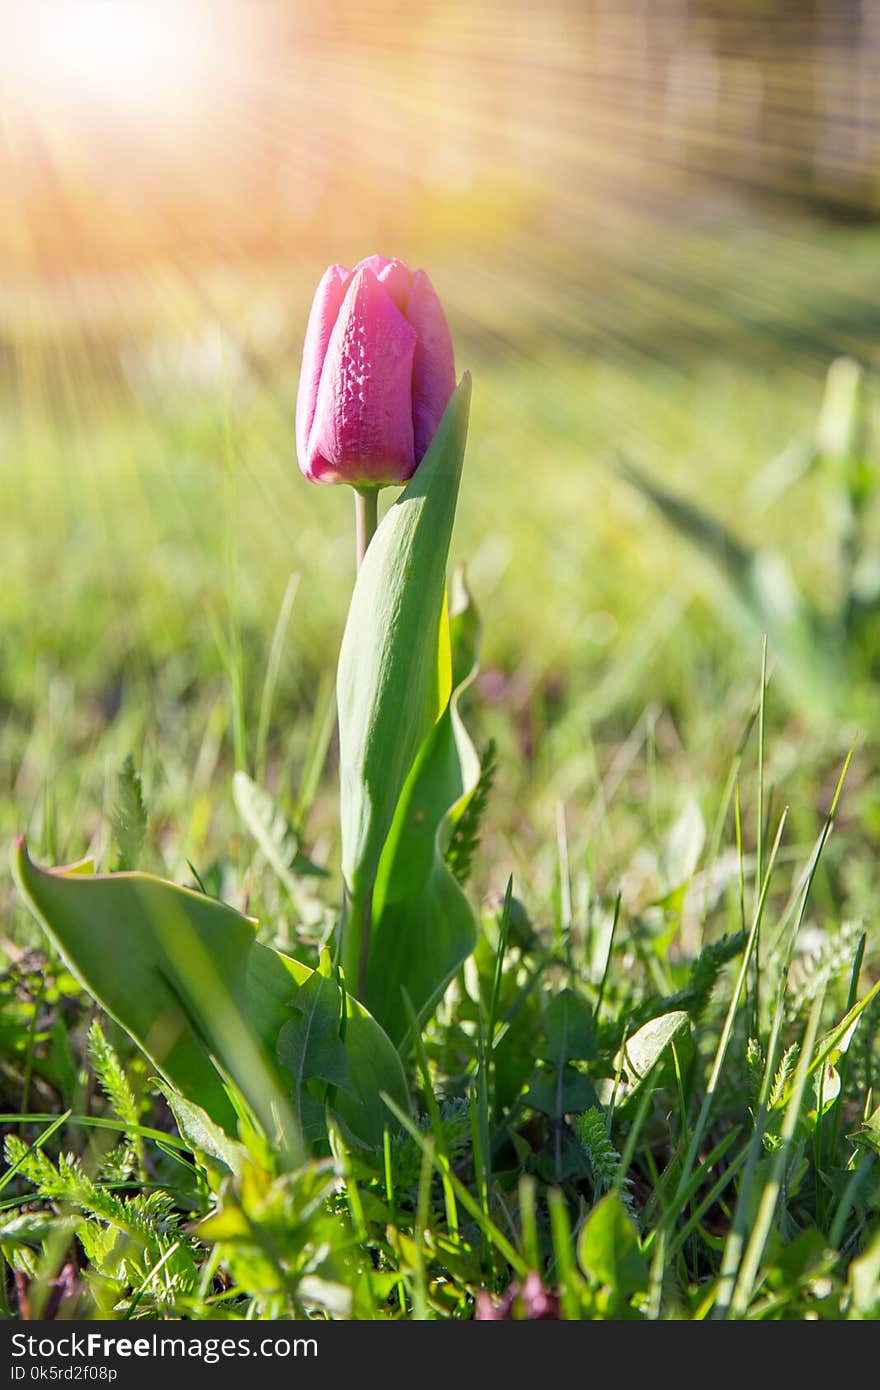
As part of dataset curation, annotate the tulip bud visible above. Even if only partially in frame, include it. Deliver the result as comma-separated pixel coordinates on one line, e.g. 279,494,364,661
296,254,456,487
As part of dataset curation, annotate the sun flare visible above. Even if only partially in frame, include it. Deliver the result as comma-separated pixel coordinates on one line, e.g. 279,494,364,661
5,0,217,121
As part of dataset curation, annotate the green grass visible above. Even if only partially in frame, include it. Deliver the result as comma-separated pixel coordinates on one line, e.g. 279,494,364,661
2,220,880,1319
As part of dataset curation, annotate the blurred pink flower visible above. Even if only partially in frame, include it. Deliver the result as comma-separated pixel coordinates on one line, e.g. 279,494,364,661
296,254,456,487
475,1272,561,1320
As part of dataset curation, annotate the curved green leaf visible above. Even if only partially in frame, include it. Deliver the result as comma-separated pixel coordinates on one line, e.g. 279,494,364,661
336,378,471,988
613,1009,693,1114
366,572,482,1045
12,837,270,1137
246,942,409,1151
577,1193,648,1297
11,839,408,1152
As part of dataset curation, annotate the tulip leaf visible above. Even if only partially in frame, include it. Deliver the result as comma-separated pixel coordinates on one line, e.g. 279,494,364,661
277,969,353,1143
12,837,270,1136
248,941,409,1149
366,573,482,1044
11,839,408,1152
336,377,471,991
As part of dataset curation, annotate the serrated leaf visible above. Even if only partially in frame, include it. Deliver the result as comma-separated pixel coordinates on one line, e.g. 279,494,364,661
111,754,147,872
165,1092,250,1180
233,770,327,892
446,737,496,887
336,378,471,988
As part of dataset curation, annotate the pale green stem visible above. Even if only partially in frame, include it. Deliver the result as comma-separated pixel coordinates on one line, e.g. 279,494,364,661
346,486,379,999
354,487,379,571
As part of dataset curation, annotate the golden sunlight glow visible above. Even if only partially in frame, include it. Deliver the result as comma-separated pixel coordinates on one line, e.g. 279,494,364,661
0,0,878,382
6,0,216,119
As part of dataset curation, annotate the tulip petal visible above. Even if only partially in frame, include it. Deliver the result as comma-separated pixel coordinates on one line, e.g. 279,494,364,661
407,270,456,462
354,254,413,314
295,263,351,472
305,267,418,486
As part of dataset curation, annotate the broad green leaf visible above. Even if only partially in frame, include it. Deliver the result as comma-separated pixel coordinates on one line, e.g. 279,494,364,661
245,942,409,1151
336,378,471,988
612,1010,693,1112
541,989,598,1066
577,1193,648,1296
277,970,353,1138
12,839,408,1152
364,570,482,1044
765,1228,829,1292
12,837,271,1137
526,1069,599,1117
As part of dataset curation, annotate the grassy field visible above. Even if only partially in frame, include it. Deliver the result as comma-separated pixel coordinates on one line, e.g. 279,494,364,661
2,218,880,1320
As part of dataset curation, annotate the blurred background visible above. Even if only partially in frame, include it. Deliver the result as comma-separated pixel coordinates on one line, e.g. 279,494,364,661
2,0,880,903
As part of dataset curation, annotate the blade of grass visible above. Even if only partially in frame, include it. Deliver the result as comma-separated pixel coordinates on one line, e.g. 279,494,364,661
716,747,856,1313
402,990,459,1238
295,669,337,824
380,1092,526,1277
255,571,300,786
518,1174,540,1270
547,1187,581,1319
753,638,768,1036
594,890,621,1022
669,806,788,1216
728,992,825,1318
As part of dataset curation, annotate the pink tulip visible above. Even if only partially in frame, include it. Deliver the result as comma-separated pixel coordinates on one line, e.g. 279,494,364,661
296,254,456,487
